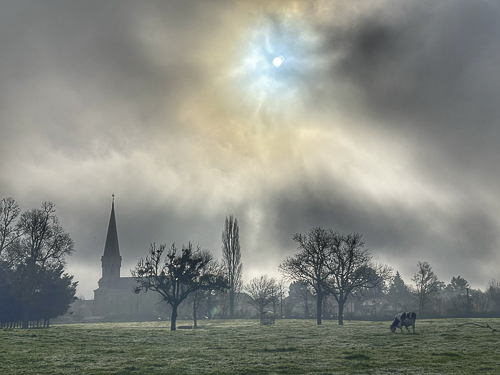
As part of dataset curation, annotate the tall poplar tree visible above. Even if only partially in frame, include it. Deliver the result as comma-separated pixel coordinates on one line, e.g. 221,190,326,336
221,215,242,318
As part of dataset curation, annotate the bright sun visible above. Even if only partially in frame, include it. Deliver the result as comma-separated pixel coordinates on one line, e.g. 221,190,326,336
273,56,284,67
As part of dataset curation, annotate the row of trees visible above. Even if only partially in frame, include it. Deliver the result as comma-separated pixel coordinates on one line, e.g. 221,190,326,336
386,262,500,317
178,225,500,324
280,228,390,325
5,196,499,330
246,262,500,321
0,197,77,328
132,225,389,329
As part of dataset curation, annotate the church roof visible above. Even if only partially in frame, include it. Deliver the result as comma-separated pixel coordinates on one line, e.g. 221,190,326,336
103,196,120,258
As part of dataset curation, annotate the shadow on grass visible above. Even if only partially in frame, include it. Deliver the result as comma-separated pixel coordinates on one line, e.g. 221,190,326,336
431,352,461,358
260,347,298,353
344,353,371,360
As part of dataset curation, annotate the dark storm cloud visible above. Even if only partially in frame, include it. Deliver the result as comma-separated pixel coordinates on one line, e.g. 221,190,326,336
226,0,500,287
333,0,500,169
273,184,498,275
0,0,238,295
0,0,225,159
300,0,500,285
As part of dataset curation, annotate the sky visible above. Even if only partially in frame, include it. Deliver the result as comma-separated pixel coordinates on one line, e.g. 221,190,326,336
1,0,500,299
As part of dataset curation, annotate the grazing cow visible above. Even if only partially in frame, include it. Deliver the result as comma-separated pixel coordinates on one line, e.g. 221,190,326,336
390,312,416,334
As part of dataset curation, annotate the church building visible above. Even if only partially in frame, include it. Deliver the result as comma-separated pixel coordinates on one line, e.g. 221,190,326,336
93,197,163,319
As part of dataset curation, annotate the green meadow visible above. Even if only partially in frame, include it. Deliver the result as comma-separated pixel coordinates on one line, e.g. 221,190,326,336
1,319,499,374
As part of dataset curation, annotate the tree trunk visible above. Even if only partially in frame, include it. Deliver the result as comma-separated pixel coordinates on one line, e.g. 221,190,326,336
207,292,213,319
22,310,29,329
229,289,234,318
280,295,283,318
170,304,178,331
316,295,323,325
338,299,344,325
193,301,198,329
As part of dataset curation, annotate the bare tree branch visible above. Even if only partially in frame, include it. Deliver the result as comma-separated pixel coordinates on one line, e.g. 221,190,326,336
0,197,20,257
457,322,500,333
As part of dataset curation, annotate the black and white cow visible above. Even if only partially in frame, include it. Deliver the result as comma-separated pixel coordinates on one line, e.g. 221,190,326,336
390,312,416,334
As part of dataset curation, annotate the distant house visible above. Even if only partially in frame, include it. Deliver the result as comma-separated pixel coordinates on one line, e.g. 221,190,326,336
359,297,392,317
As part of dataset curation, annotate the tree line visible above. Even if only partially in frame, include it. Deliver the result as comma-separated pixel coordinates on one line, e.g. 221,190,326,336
4,195,500,330
133,222,500,330
132,223,390,329
0,197,77,328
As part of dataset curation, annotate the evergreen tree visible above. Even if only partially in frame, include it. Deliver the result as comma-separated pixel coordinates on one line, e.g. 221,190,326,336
443,276,470,316
387,271,412,311
38,265,77,327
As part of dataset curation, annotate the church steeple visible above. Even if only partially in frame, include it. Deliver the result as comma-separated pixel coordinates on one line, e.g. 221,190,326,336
100,194,122,282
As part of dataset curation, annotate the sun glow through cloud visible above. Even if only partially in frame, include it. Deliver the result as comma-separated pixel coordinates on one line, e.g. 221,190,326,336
224,11,324,121
273,56,284,67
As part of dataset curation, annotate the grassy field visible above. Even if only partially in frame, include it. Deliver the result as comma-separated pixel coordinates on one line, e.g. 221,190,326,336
1,318,500,374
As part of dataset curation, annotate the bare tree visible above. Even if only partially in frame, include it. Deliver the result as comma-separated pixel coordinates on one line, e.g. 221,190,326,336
412,261,442,314
281,228,389,325
16,202,74,329
270,278,287,317
467,289,486,313
245,275,277,315
133,242,228,330
326,232,390,325
486,279,500,312
288,281,314,318
11,201,74,269
0,197,20,257
279,227,333,325
188,250,223,328
221,215,242,318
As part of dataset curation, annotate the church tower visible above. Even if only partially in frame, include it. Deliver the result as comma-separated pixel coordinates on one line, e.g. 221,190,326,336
99,194,122,285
